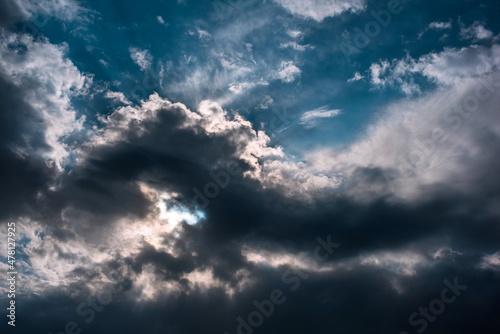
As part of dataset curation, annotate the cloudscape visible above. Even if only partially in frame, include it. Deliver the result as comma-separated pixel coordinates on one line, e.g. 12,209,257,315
1,0,500,333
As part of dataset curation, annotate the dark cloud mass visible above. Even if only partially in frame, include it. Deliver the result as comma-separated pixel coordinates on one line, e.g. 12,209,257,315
1,0,500,334
0,73,55,221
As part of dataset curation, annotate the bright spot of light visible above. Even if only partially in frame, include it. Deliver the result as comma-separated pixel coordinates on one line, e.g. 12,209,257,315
157,194,205,227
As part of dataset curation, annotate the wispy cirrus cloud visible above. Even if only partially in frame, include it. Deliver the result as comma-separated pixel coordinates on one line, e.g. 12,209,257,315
273,0,366,21
300,106,341,128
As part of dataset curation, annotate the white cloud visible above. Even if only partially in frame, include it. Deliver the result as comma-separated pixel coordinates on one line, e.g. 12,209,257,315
368,44,500,94
189,27,212,40
460,21,494,41
428,21,452,30
258,95,274,109
300,106,341,128
273,60,301,83
244,247,336,273
287,30,303,38
162,11,279,106
156,15,169,26
369,60,390,86
166,42,257,105
12,0,93,22
347,71,364,82
279,41,312,51
129,47,153,71
416,46,500,84
229,82,254,94
480,251,500,271
260,159,343,195
228,81,268,94
360,251,428,276
419,20,453,39
273,0,366,22
104,91,131,105
431,247,462,260
306,68,500,201
0,32,91,169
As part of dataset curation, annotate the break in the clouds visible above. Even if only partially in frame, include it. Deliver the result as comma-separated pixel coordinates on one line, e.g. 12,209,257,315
1,0,500,334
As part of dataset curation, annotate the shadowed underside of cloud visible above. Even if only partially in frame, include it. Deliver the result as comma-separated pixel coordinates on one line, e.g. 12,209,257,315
2,73,499,333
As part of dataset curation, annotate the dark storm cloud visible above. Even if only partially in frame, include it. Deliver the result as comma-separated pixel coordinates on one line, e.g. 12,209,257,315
7,243,500,334
0,73,55,221
0,0,26,27
2,75,499,334
8,88,495,333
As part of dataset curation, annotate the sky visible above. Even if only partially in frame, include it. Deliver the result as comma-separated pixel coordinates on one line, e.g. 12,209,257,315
0,0,500,333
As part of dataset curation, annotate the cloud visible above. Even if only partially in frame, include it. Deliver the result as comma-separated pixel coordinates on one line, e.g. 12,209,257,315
162,11,272,105
369,60,390,85
4,0,93,23
272,60,301,83
129,47,153,71
287,29,303,38
104,91,131,105
156,15,169,26
369,43,500,94
5,84,500,333
1,91,345,300
460,21,494,41
273,0,366,22
308,69,500,202
0,31,91,169
300,106,341,128
86,93,339,198
258,95,274,109
480,251,500,271
279,41,312,51
228,81,268,94
418,20,453,39
189,27,212,40
2,2,500,334
428,21,452,30
359,250,429,276
347,71,364,82
0,0,27,26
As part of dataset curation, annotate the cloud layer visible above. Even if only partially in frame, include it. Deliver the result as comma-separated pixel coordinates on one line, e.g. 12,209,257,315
1,1,500,334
